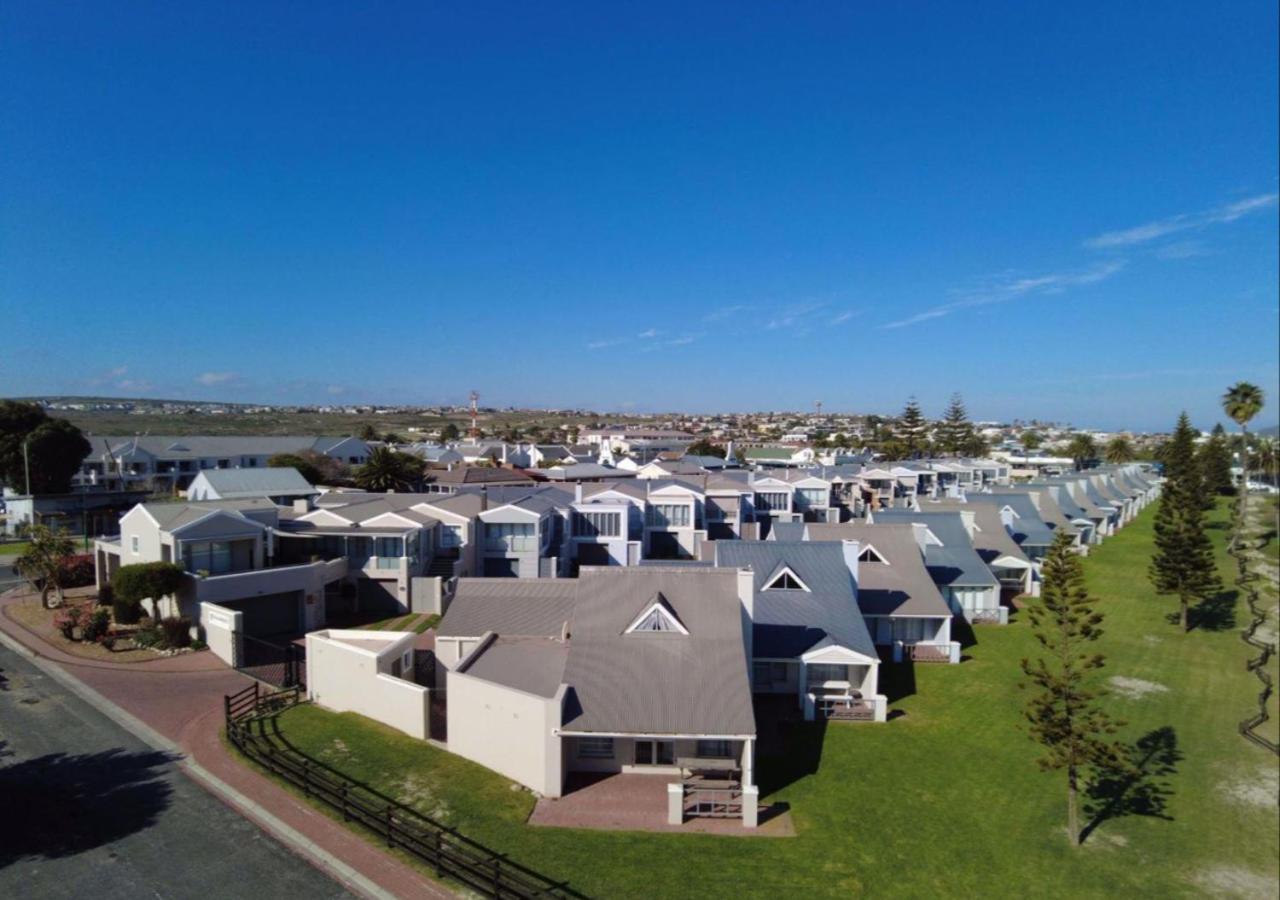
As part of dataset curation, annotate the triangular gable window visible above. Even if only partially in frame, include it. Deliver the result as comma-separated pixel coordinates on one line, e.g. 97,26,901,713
857,545,888,564
624,593,688,634
763,565,810,592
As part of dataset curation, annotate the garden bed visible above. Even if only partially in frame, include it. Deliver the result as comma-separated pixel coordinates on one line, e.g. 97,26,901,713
4,594,204,663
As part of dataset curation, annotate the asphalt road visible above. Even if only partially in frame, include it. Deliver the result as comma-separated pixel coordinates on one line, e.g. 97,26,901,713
0,643,354,899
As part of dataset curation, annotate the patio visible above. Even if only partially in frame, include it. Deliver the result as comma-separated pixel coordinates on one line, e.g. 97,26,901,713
529,772,794,837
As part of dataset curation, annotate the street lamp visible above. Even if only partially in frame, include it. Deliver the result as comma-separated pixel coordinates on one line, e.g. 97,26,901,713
23,436,31,496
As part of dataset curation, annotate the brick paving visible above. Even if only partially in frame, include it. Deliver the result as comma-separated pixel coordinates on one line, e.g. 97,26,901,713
0,587,454,899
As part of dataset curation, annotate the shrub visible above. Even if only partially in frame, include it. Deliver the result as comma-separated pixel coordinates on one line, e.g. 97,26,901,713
112,561,186,617
97,583,114,608
98,635,116,651
82,609,110,643
52,604,88,640
58,554,95,588
134,627,161,649
160,616,192,648
190,638,207,651
113,597,143,625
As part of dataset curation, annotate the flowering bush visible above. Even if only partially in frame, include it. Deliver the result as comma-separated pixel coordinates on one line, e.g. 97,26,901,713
52,604,89,640
58,554,96,589
82,608,111,643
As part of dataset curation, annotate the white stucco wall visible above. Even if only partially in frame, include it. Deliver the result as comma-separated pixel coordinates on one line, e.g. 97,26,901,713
446,663,565,797
306,629,429,739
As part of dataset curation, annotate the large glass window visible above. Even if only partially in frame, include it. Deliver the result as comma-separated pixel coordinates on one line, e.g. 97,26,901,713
645,503,690,528
696,739,732,759
807,663,848,684
577,737,614,759
892,618,926,642
796,487,828,508
754,491,791,512
439,525,464,548
484,521,536,551
183,540,238,575
573,510,621,538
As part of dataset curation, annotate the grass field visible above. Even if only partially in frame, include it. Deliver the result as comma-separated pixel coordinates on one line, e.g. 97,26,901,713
252,499,1280,898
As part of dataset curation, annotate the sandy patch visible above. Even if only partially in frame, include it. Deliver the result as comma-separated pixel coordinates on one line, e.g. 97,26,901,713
1190,866,1279,898
1221,766,1279,809
1143,634,1163,645
1109,676,1170,700
395,773,451,822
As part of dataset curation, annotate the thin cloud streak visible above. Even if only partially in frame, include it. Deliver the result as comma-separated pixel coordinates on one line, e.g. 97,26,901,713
1084,192,1278,249
879,260,1125,329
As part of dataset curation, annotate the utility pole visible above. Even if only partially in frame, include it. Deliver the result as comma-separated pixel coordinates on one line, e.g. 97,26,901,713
23,437,31,496
469,391,480,440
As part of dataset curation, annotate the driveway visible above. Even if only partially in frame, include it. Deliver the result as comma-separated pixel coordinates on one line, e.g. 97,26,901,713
0,642,353,900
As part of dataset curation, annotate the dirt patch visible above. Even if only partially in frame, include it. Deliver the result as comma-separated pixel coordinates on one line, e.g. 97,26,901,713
1190,866,1278,898
1143,634,1163,645
1108,676,1170,700
394,773,451,823
1221,766,1279,808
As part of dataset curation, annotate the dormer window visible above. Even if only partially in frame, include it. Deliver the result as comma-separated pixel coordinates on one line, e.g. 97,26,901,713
857,545,888,564
763,565,810,592
625,593,688,634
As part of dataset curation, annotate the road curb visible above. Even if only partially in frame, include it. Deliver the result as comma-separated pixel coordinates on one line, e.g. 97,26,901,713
0,628,401,900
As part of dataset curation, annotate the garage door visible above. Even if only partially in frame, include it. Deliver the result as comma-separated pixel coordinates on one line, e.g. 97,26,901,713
358,579,402,614
222,591,301,637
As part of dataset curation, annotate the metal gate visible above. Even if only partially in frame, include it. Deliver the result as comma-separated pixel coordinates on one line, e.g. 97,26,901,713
239,634,306,689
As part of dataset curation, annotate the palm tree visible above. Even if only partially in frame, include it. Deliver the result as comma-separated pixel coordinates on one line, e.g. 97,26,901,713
14,525,76,609
1104,436,1134,464
353,446,422,492
1255,437,1277,487
1222,382,1265,521
1065,434,1097,471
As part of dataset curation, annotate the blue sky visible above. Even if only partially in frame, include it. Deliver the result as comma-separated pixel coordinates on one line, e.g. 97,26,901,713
2,2,1277,430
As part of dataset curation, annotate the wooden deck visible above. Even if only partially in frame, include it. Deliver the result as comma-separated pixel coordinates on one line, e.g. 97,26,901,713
909,643,951,663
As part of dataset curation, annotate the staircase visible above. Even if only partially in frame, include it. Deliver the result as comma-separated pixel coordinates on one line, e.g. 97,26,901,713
427,556,457,578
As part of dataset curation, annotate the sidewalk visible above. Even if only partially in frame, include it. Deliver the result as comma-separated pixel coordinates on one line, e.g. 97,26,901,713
0,589,454,899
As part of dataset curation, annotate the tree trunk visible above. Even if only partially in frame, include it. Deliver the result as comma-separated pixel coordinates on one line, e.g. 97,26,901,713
1067,766,1080,846
1239,425,1249,526
40,583,53,610
1180,595,1189,632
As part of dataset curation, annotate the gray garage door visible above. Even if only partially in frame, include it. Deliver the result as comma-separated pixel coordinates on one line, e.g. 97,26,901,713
358,579,402,614
221,590,301,637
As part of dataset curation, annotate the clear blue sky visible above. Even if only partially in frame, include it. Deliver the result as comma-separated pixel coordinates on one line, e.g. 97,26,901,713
2,2,1277,430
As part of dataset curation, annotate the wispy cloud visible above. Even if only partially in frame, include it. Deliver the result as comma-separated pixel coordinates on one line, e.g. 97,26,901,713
702,304,750,322
326,384,346,395
637,328,660,339
196,371,238,386
585,338,628,350
1084,192,1278,249
880,260,1125,330
830,310,859,325
666,335,696,346
1154,239,1211,260
107,365,128,377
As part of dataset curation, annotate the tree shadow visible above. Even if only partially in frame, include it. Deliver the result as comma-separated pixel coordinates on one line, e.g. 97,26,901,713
1080,726,1180,844
1191,589,1238,632
0,749,175,867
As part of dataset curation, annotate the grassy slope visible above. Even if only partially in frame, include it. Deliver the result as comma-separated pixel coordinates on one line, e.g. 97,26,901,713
268,499,1279,898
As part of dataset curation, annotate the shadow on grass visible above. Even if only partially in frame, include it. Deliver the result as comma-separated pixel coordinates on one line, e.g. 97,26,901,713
1192,589,1238,632
755,697,827,796
0,748,175,867
879,662,916,704
951,616,979,650
1081,726,1180,844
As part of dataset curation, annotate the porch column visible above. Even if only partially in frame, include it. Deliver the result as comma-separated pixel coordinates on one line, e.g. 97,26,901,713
797,661,811,719
741,738,755,789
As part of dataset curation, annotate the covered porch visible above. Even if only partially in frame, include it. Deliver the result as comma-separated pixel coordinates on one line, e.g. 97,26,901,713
798,643,888,722
870,615,961,664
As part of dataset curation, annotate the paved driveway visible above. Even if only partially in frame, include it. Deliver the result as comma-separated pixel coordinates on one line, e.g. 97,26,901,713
0,643,353,900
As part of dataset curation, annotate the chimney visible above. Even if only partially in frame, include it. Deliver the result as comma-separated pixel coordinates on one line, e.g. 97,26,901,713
574,482,583,504
958,509,977,538
293,498,312,514
736,567,755,662
841,539,861,586
910,522,930,556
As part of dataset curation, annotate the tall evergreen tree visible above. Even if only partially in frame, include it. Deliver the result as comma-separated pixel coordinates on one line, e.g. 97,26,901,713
898,396,929,456
1149,413,1221,632
937,393,974,455
1021,530,1125,847
1196,424,1234,499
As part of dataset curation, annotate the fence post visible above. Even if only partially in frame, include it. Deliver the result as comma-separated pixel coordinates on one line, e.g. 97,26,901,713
385,805,394,848
492,857,501,896
302,760,310,797
433,829,443,878
340,785,348,822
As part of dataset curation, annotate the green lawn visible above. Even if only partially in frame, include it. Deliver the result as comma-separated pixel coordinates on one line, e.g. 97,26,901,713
256,500,1280,898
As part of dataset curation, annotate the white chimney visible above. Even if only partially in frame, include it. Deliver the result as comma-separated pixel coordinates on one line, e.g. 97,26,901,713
840,539,861,587
574,482,583,503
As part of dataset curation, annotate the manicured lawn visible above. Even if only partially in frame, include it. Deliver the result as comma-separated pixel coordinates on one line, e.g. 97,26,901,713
256,500,1280,898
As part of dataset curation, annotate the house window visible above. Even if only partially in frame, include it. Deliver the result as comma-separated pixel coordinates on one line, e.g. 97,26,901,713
754,491,791,512
130,535,139,554
696,740,732,759
628,603,686,633
577,737,614,759
183,540,235,575
892,618,926,642
857,546,887,564
217,459,230,468
484,522,536,551
646,504,690,528
753,661,789,687
807,663,847,684
573,510,621,538
797,488,828,508
763,567,809,591
439,525,464,548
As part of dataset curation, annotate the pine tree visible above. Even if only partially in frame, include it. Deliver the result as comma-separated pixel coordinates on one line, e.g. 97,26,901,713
937,393,974,455
1196,424,1234,500
1149,413,1221,631
1021,530,1125,847
899,397,929,456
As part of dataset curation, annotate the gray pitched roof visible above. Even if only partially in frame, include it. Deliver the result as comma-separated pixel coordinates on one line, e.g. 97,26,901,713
767,521,808,542
192,467,318,498
869,510,999,589
442,568,755,737
926,500,1030,565
803,523,951,617
967,492,1055,547
101,435,364,460
714,541,876,659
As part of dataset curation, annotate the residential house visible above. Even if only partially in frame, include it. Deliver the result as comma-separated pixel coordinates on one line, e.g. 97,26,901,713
185,467,320,506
